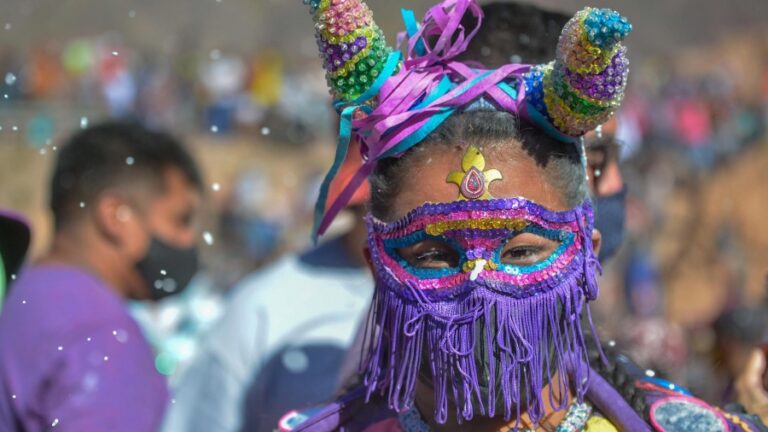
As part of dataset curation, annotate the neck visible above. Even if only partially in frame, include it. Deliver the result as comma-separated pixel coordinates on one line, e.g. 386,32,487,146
414,373,571,432
43,226,138,299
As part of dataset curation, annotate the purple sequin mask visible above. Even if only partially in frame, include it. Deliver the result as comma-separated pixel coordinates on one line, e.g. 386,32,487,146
361,196,603,425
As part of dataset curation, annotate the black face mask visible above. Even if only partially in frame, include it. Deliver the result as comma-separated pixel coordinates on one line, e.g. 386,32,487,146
136,236,199,301
594,186,627,263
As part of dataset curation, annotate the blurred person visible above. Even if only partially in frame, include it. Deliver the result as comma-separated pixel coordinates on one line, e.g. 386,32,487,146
616,249,687,382
0,210,31,310
0,121,204,431
163,140,373,432
736,347,768,426
278,0,768,430
711,306,768,404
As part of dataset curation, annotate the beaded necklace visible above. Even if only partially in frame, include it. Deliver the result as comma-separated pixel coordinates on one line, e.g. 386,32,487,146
397,401,593,432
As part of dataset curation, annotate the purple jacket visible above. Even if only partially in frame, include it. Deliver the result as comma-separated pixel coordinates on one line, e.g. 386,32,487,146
0,265,168,431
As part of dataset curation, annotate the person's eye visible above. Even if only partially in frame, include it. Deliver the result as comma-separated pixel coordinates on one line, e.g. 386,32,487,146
397,239,460,269
500,233,560,266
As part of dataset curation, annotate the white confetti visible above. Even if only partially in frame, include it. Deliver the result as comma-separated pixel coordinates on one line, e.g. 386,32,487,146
202,231,214,246
260,127,271,136
4,72,16,85
86,337,92,342
4,23,11,31
113,329,129,343
211,182,221,192
11,125,18,131
57,346,63,351
11,395,15,399
210,125,219,133
126,156,135,166
103,356,109,362
160,269,167,276
51,418,59,427
80,117,88,129
79,202,86,208
112,51,119,56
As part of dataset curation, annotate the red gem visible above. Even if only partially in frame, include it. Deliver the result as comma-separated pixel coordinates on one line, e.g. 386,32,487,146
461,167,486,199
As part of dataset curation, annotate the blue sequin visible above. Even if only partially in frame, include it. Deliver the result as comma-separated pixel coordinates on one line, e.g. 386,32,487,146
583,8,632,48
652,398,726,432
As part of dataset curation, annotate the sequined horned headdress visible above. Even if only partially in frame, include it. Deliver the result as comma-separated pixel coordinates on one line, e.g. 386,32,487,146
307,0,631,239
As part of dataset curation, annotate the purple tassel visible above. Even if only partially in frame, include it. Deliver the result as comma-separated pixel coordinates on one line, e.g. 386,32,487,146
361,253,601,425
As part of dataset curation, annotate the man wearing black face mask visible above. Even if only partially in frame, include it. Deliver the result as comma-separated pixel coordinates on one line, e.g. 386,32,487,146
0,121,203,432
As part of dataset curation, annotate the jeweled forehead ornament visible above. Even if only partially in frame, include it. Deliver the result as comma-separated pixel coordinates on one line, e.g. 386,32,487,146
446,145,502,200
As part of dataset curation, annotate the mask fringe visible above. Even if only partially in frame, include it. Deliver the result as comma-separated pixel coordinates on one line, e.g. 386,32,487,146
362,263,602,427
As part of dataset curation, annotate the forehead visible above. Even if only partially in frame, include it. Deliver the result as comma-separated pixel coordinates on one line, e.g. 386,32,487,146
392,143,570,219
148,167,201,207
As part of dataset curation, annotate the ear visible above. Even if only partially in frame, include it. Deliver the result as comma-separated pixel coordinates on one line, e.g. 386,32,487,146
92,193,133,244
591,228,602,257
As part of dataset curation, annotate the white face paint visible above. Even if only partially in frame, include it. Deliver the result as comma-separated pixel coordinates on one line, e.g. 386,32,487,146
469,258,487,282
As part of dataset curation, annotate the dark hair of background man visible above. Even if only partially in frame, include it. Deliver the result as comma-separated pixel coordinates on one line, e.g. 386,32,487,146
50,121,203,229
458,1,570,66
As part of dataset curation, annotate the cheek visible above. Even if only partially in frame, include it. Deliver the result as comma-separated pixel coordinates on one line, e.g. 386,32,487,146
120,219,151,260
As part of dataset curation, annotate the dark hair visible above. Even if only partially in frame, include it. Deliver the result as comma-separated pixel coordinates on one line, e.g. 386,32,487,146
458,2,570,67
370,110,587,220
50,120,203,228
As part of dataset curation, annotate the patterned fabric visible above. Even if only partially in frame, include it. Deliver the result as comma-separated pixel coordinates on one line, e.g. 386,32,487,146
636,379,767,432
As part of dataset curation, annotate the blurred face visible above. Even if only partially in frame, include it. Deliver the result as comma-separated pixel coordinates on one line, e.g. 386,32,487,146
113,167,201,299
584,118,624,197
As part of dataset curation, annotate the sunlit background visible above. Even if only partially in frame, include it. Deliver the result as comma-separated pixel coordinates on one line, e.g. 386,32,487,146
1,0,768,402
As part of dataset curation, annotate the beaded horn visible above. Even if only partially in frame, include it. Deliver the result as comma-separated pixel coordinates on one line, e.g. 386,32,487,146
304,0,397,103
524,8,632,137
305,0,632,239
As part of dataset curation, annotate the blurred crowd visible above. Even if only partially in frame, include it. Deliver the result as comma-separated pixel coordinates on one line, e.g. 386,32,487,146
0,35,332,144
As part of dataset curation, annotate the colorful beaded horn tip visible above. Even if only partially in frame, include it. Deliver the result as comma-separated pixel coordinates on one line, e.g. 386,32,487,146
304,0,395,102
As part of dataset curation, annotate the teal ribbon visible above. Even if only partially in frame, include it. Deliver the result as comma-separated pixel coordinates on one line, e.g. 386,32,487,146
401,8,426,57
312,104,371,243
525,103,580,145
381,70,492,159
350,51,402,106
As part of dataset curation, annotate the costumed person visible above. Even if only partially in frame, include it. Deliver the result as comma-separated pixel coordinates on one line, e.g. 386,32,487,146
0,121,203,431
0,209,31,313
277,0,768,430
163,140,374,432
337,0,628,393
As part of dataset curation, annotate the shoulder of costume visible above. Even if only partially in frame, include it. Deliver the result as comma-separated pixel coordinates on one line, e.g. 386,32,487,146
276,386,397,432
632,374,768,431
592,347,767,431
